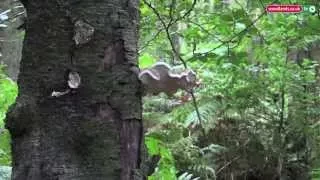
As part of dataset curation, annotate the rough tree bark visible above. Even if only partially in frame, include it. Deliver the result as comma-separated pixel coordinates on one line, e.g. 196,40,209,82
5,0,143,180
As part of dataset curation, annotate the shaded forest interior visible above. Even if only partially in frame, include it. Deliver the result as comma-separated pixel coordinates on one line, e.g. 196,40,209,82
1,0,320,180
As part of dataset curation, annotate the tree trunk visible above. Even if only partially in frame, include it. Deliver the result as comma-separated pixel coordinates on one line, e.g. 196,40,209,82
5,0,143,180
171,23,181,65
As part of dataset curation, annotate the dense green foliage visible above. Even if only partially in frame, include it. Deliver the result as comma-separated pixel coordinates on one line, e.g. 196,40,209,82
0,65,17,166
0,65,17,178
139,0,320,179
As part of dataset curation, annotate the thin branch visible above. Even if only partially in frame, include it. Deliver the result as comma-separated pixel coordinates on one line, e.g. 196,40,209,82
170,0,197,26
143,0,187,67
139,27,164,52
234,0,267,44
188,21,217,36
186,0,280,61
189,89,202,127
216,139,251,175
192,39,197,54
279,39,290,134
216,155,241,175
186,9,268,61
169,0,176,23
142,0,203,132
187,20,223,43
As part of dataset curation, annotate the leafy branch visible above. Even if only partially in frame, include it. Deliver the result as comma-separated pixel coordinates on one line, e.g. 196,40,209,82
185,0,277,61
142,0,204,133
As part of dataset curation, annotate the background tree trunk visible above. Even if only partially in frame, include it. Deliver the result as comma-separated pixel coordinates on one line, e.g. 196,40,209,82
0,0,25,81
5,0,142,180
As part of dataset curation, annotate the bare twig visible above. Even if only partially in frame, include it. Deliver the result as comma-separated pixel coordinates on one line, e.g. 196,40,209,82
216,155,241,175
142,0,187,67
186,9,268,61
187,20,223,42
170,0,197,26
186,0,279,61
142,0,203,132
139,27,164,52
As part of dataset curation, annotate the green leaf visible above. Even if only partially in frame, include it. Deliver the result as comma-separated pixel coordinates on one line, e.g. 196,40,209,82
138,53,156,69
145,136,177,179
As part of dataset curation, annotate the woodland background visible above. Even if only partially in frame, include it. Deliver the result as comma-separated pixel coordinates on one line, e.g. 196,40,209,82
1,0,320,179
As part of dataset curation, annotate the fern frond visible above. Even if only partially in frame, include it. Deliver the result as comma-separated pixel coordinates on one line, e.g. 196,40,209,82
172,136,196,149
188,163,216,179
200,144,227,155
178,172,200,180
185,101,219,129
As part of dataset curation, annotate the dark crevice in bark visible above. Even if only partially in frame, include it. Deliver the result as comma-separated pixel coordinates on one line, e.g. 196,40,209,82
120,118,143,180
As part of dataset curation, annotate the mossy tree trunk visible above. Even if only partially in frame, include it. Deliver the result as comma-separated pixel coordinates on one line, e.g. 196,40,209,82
5,0,143,180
